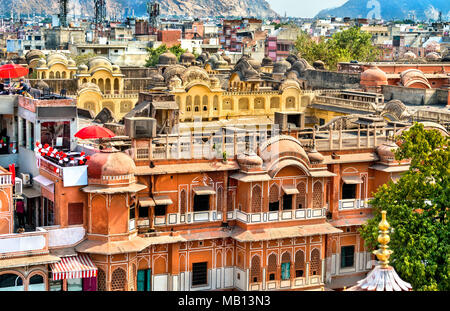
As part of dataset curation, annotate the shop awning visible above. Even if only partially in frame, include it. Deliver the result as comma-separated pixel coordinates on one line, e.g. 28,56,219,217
282,185,299,195
153,195,173,206
33,175,54,187
342,175,363,184
193,186,216,196
50,254,97,281
21,187,41,198
139,197,155,207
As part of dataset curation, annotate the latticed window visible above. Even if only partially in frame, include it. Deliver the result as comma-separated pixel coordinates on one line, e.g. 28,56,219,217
294,250,305,277
281,252,291,263
250,255,261,283
97,268,106,291
310,249,321,276
217,187,223,212
180,190,186,214
251,185,262,213
111,268,126,291
269,184,279,211
136,148,149,159
268,254,277,280
313,182,323,209
296,182,307,209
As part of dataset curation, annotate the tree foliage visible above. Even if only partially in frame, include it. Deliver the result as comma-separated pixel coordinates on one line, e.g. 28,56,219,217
71,52,97,66
359,123,449,291
145,44,187,67
294,26,381,70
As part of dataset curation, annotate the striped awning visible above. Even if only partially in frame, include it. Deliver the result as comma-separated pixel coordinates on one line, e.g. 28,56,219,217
50,254,97,280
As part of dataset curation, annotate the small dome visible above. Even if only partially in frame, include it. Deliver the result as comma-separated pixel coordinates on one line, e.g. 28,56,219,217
260,135,309,164
313,60,326,70
78,82,101,94
273,59,291,74
87,150,136,179
87,56,113,71
360,66,388,86
262,56,273,67
151,73,165,83
237,151,263,168
307,149,324,163
400,69,431,88
221,55,231,65
426,52,441,61
78,64,88,72
180,52,195,64
37,59,47,67
68,59,76,67
376,142,399,162
247,58,261,71
159,51,178,65
111,64,120,71
404,51,417,59
25,49,44,63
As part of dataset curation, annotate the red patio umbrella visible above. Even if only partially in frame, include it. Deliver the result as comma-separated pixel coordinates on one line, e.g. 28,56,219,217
74,125,116,140
0,63,29,79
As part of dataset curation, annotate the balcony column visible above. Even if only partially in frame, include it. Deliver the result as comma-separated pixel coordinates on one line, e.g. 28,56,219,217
305,262,310,285
18,117,23,148
25,120,31,149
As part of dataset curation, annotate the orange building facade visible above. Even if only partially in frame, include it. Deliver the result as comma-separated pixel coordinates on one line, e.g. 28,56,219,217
16,116,434,292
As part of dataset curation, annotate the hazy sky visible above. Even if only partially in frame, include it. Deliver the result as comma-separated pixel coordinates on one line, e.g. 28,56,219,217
266,0,349,18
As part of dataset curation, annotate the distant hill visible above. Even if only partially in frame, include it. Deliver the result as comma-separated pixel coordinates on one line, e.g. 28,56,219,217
3,0,278,18
316,0,450,21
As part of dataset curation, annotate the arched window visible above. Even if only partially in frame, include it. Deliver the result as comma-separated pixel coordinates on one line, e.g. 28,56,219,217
41,72,46,79
194,95,200,107
180,189,187,214
0,273,24,291
55,71,61,79
294,250,305,278
82,78,87,83
194,106,199,112
70,72,74,79
111,268,126,291
281,252,291,280
28,274,45,291
227,191,234,211
310,249,321,276
222,98,233,110
202,95,208,111
114,78,119,93
296,182,307,209
250,255,261,283
251,185,262,213
267,254,277,281
49,71,54,79
217,187,223,212
97,268,106,291
105,78,111,94
313,182,323,209
269,184,280,211
213,95,219,111
62,71,66,79
270,97,280,109
98,78,105,93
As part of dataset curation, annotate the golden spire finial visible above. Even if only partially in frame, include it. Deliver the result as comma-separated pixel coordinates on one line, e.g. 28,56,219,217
373,210,393,268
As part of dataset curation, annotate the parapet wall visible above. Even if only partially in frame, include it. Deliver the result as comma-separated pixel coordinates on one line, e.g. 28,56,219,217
300,70,361,90
382,85,449,106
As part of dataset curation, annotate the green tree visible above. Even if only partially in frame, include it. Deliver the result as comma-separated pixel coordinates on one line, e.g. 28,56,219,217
144,44,187,67
294,26,381,70
359,123,449,291
71,52,97,66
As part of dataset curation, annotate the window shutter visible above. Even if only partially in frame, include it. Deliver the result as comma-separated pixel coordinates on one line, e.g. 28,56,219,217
137,270,145,291
147,269,151,291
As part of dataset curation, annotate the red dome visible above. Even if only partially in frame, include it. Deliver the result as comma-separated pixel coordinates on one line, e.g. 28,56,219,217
87,150,136,179
360,66,388,86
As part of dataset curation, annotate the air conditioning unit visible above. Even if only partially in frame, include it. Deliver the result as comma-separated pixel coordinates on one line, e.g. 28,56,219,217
15,178,22,195
20,173,31,187
124,117,157,139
